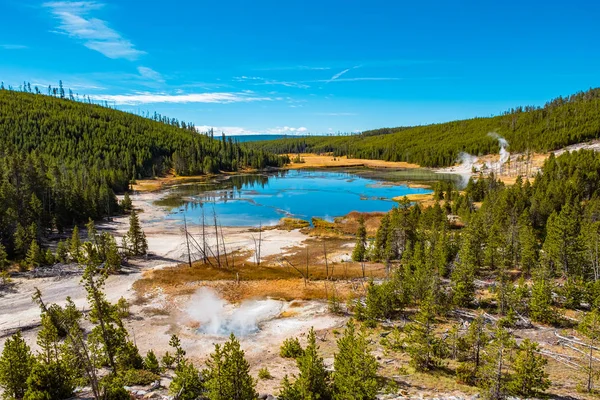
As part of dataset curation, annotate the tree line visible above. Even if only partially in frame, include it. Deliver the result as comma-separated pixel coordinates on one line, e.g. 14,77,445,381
0,88,288,260
252,87,600,167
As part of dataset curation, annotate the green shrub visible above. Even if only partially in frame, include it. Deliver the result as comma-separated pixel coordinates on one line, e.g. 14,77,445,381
120,369,160,386
280,337,304,359
258,367,273,380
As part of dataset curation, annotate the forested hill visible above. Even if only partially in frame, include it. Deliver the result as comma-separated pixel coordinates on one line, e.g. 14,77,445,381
0,89,287,257
252,88,600,167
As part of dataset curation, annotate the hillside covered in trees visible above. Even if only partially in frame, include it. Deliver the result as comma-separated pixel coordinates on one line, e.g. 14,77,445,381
0,88,287,258
254,88,600,167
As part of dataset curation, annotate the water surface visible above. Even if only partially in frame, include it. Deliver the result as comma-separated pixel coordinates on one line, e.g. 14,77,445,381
157,169,437,227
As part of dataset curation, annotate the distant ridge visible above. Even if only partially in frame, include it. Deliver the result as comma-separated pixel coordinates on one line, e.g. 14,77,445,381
251,88,600,167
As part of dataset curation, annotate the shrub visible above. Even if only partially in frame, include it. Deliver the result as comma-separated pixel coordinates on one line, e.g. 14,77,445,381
280,337,304,359
161,351,175,369
258,367,273,380
120,369,160,386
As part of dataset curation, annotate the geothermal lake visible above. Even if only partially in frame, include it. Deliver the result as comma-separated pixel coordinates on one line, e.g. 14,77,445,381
155,169,448,227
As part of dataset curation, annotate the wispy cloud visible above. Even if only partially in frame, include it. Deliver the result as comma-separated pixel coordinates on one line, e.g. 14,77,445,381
0,44,28,50
90,91,273,105
316,112,357,116
43,1,145,60
327,65,360,83
323,77,401,83
137,66,164,83
234,76,309,89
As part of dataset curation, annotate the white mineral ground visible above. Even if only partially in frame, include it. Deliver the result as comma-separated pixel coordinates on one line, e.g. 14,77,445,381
0,190,348,395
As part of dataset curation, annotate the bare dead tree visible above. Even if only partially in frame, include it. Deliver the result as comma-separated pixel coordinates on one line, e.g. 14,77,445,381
213,208,221,268
201,207,207,263
281,257,307,287
183,214,193,268
219,222,229,269
323,242,329,280
252,221,262,266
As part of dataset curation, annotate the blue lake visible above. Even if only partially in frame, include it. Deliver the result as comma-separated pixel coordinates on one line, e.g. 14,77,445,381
156,169,435,227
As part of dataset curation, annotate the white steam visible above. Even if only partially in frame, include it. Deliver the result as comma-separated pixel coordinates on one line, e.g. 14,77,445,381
186,287,285,336
486,132,510,172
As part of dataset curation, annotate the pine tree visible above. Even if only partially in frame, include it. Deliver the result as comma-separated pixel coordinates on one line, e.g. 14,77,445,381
105,235,121,273
55,240,68,263
70,226,82,263
0,243,10,286
478,327,515,400
123,209,148,256
25,239,41,268
170,359,204,400
578,309,600,393
279,327,331,400
144,350,161,374
82,263,127,375
451,233,477,307
405,295,441,371
530,275,556,324
352,216,367,262
0,331,34,399
507,339,550,397
518,211,537,274
542,203,583,277
0,243,8,271
332,320,379,400
24,314,75,400
203,333,257,400
457,314,489,385
121,192,132,211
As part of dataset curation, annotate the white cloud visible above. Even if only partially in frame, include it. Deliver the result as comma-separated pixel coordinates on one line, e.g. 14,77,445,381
0,44,27,50
90,91,273,105
196,125,309,136
137,66,164,82
43,1,144,60
266,126,308,134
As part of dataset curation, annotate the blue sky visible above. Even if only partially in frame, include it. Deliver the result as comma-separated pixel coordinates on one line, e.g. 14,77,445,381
1,1,599,135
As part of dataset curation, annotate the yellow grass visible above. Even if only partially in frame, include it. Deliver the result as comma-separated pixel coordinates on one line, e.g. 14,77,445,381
284,153,421,170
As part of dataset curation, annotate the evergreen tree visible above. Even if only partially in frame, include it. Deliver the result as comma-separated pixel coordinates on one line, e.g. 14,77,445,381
0,243,8,271
332,320,379,400
279,328,331,400
507,339,550,397
170,359,204,400
352,216,367,262
25,240,41,268
405,295,441,371
530,275,556,324
578,309,600,393
478,327,515,400
204,333,257,400
121,192,132,211
451,233,477,307
457,314,489,385
82,263,127,375
70,226,82,263
123,209,148,256
518,210,538,274
143,350,161,374
24,315,75,400
55,240,68,263
0,331,34,399
542,203,583,277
